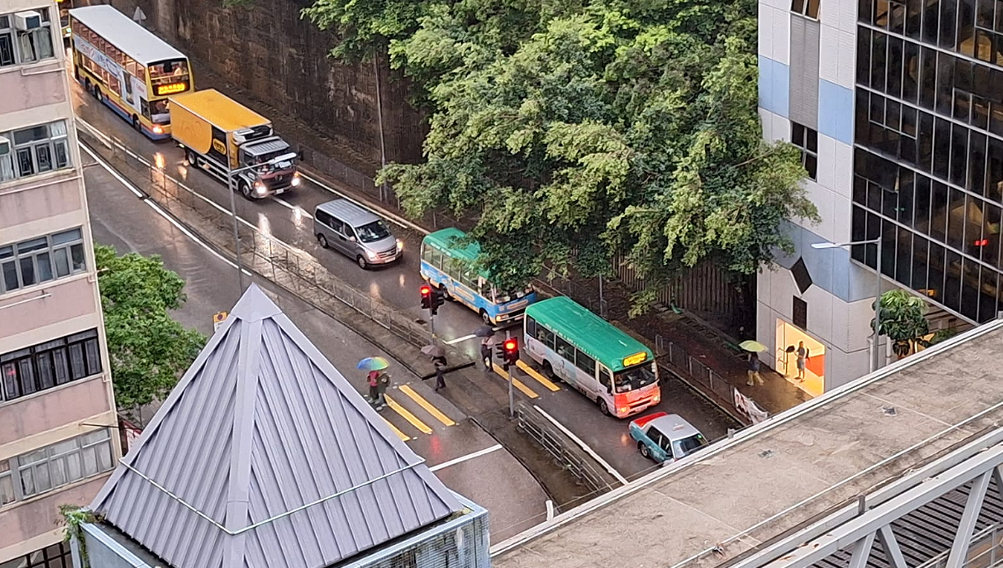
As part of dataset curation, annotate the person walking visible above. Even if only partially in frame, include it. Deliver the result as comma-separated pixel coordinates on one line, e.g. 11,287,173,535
375,370,391,409
433,355,447,391
480,338,493,372
747,352,764,386
796,341,809,382
366,371,380,407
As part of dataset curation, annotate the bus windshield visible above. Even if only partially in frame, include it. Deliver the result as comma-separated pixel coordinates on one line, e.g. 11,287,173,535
613,364,657,393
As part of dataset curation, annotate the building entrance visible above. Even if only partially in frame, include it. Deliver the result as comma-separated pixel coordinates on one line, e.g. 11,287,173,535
775,320,825,396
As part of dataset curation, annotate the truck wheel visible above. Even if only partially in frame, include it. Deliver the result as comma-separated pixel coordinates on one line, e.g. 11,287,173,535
480,310,492,325
131,115,140,132
240,182,253,200
186,150,198,168
94,87,102,103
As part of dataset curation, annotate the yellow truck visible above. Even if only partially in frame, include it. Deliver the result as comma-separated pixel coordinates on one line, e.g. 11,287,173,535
169,89,300,199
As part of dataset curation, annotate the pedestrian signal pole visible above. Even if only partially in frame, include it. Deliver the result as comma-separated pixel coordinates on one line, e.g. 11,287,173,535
504,331,519,417
420,285,435,344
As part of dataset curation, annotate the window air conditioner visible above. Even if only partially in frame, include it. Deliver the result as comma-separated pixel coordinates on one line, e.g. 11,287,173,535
0,136,9,157
14,11,42,31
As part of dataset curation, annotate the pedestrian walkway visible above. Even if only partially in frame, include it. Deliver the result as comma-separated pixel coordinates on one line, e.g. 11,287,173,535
377,382,462,441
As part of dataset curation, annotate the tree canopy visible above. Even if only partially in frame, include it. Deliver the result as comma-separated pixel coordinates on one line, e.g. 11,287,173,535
95,244,206,416
304,0,818,293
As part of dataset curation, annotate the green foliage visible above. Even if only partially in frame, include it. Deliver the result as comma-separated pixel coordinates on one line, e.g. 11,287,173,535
59,505,96,568
307,0,817,294
875,289,929,358
95,244,206,415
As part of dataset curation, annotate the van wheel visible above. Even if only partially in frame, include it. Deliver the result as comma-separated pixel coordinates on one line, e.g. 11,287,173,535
240,182,253,200
317,234,329,249
357,256,369,270
131,115,141,132
598,399,611,416
186,150,198,168
639,441,651,459
480,310,492,325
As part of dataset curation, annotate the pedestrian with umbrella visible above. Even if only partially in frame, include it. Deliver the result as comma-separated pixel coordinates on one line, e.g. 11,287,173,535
739,341,767,387
421,344,448,391
474,325,495,371
357,357,390,410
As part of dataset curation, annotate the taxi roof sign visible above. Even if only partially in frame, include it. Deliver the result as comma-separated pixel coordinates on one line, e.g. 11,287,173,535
213,311,228,323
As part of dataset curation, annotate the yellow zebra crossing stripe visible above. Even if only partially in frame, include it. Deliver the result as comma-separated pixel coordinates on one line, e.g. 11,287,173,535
516,360,560,392
384,394,433,434
382,418,411,441
399,385,455,426
492,364,539,398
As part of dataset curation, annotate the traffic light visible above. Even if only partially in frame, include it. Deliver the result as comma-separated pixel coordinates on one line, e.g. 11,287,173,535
420,285,431,310
495,342,505,362
430,287,445,315
503,338,519,366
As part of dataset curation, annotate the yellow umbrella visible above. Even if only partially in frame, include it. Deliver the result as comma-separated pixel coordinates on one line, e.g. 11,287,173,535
739,340,767,353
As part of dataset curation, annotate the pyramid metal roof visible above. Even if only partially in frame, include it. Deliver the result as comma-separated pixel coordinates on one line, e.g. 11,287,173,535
90,284,462,568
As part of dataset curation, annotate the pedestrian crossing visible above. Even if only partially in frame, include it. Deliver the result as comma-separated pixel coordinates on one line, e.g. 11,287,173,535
378,360,562,442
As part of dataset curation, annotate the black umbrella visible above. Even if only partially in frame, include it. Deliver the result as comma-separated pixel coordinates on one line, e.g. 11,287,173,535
421,344,446,358
474,325,495,338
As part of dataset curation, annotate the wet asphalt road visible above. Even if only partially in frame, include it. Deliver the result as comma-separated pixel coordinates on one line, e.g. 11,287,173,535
72,77,736,487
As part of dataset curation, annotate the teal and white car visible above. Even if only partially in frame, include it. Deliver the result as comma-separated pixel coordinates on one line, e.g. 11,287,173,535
629,412,708,463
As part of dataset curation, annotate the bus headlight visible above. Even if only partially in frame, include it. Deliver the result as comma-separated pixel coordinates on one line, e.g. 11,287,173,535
152,125,164,134
291,172,302,186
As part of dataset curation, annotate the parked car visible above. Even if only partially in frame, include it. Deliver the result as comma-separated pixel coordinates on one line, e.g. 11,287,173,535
629,412,708,463
314,199,402,269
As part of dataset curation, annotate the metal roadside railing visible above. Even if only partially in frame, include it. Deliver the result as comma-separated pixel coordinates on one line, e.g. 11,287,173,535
77,120,432,351
513,401,616,496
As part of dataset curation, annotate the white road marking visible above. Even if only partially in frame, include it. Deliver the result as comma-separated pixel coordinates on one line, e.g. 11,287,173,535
81,143,251,278
271,196,313,219
532,405,628,485
445,334,476,345
546,500,555,521
429,444,503,472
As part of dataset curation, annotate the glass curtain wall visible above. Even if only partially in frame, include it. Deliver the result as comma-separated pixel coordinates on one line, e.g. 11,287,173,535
854,0,1003,322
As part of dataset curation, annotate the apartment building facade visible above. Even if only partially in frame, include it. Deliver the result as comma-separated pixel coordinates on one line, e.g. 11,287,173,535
0,1,120,566
757,0,996,394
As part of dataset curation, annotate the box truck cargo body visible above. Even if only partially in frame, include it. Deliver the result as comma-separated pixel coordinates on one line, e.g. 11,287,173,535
169,89,300,199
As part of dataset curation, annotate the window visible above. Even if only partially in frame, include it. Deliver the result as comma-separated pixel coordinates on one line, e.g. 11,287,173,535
0,228,85,294
555,336,575,363
0,9,55,69
792,123,819,179
525,316,537,338
0,541,72,568
575,350,596,375
0,460,13,506
0,120,70,183
17,429,113,499
1,329,101,402
536,326,555,350
792,0,820,18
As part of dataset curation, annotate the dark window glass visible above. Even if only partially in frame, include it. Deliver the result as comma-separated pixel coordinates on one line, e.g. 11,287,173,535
991,102,1003,136
955,90,972,122
928,241,948,300
914,174,932,229
978,29,994,61
988,137,1003,201
970,131,988,193
2,260,18,291
904,41,920,102
888,38,904,98
951,124,970,186
899,171,916,226
934,118,952,179
960,259,982,320
84,338,101,375
947,188,967,249
936,54,956,115
919,111,935,171
19,257,35,287
858,29,872,86
942,0,958,47
945,249,963,309
912,236,930,289
924,0,941,42
906,0,923,38
868,179,884,211
68,343,85,380
897,227,914,283
854,174,868,205
973,96,990,129
997,0,1003,29
856,90,870,141
920,47,937,110
959,0,978,49
861,0,874,22
853,205,868,253
873,32,888,91
931,181,950,242
890,0,906,33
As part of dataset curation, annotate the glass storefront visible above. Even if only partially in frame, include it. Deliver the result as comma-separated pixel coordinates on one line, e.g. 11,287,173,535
775,319,826,396
853,0,1003,323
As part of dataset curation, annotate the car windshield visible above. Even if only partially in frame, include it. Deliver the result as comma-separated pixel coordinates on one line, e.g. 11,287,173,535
613,363,656,393
355,220,392,243
672,434,708,458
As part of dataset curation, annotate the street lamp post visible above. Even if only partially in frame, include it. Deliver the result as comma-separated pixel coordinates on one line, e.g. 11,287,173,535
812,237,883,373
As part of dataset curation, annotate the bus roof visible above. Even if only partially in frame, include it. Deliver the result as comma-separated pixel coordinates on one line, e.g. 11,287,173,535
423,228,493,279
526,296,653,372
168,90,270,133
69,5,186,65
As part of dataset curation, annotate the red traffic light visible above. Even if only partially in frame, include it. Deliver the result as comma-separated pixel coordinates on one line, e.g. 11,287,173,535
503,339,517,351
420,285,431,296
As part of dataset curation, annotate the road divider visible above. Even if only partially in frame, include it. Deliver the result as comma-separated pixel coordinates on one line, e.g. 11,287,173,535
384,394,433,435
399,385,456,427
516,361,560,392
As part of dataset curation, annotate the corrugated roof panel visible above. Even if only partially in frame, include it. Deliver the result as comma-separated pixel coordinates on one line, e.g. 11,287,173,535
89,285,462,568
